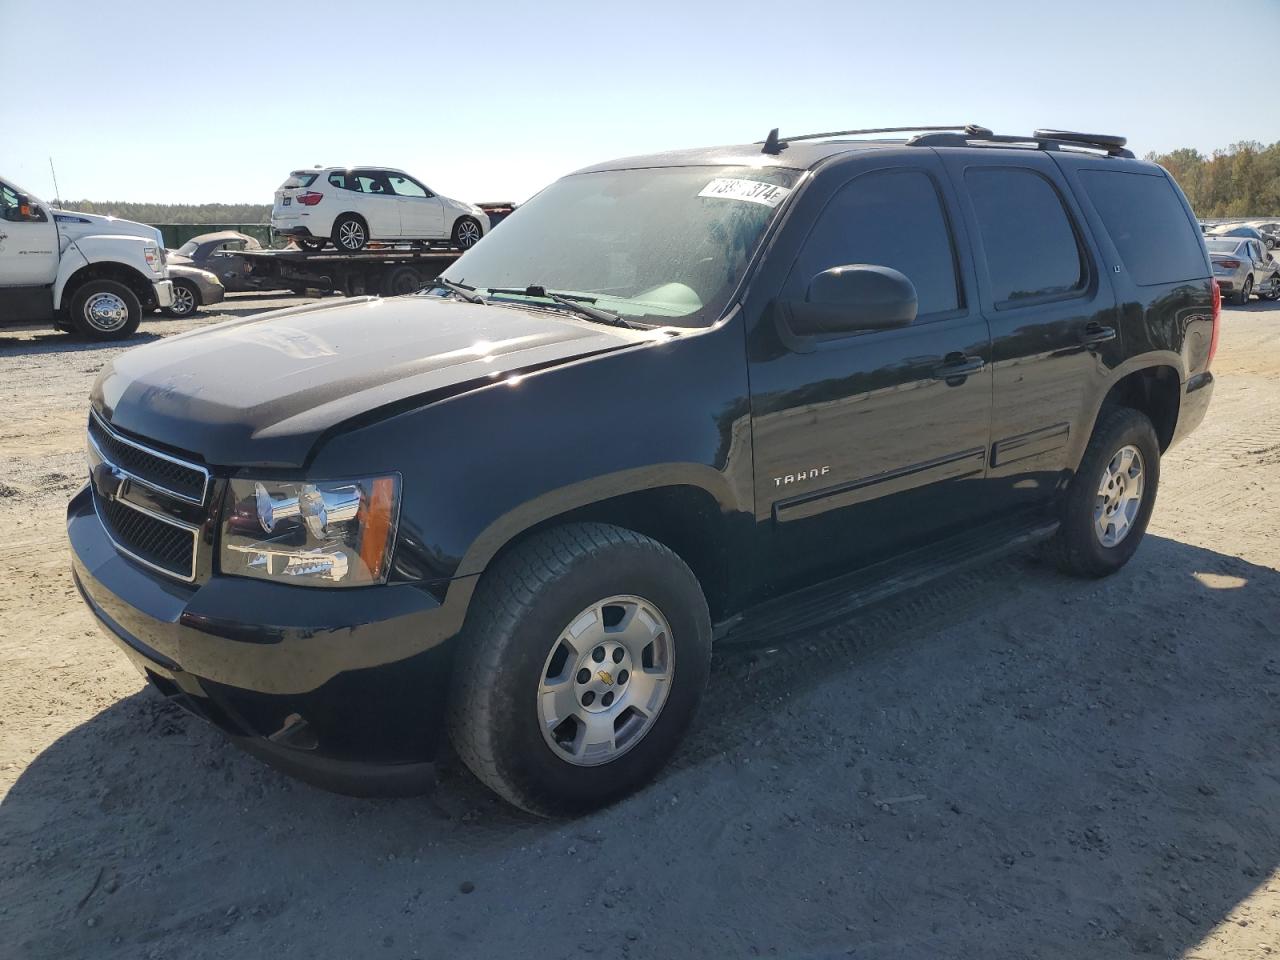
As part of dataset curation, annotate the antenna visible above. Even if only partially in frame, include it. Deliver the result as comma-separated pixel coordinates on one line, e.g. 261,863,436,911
49,157,63,205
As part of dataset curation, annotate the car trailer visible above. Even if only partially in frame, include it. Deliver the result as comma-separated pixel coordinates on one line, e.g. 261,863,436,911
237,246,463,297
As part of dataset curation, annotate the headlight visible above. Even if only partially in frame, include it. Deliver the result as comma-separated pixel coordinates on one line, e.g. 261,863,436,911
143,245,162,272
220,475,400,587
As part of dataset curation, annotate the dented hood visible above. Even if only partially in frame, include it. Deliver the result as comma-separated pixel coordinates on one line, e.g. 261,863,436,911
92,295,639,467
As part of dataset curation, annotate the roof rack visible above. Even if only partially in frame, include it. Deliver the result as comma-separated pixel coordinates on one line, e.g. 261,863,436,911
758,124,1133,159
906,127,1133,158
759,124,981,155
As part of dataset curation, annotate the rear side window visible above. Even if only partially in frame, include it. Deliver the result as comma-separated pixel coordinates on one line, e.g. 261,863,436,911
965,167,1086,306
1079,170,1208,286
790,168,960,318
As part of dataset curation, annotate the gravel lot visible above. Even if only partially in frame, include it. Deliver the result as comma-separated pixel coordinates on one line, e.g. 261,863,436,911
2,292,1279,960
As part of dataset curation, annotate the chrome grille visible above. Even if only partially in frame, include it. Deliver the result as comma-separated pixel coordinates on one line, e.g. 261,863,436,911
95,494,198,580
88,411,209,503
87,412,208,583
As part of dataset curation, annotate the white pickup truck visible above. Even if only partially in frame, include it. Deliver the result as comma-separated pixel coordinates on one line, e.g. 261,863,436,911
0,176,173,340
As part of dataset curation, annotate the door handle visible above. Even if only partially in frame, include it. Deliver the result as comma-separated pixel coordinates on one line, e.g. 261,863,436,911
932,353,985,381
1079,323,1117,346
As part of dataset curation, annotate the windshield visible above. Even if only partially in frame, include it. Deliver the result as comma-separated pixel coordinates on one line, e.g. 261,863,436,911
439,165,802,327
175,240,199,257
1206,238,1243,254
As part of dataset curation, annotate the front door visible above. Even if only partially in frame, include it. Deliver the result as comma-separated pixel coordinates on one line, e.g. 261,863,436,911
0,181,58,287
937,152,1121,508
747,158,994,596
388,173,446,239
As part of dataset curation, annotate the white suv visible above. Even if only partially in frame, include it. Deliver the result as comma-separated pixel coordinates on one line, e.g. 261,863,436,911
272,167,488,252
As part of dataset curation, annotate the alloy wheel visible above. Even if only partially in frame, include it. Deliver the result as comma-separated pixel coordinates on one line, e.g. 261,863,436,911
170,285,195,316
457,219,482,248
338,220,366,250
537,595,675,766
1094,444,1145,548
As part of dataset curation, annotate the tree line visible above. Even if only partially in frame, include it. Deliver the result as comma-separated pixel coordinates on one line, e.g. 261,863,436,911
54,200,271,224
51,140,1280,222
1146,140,1280,218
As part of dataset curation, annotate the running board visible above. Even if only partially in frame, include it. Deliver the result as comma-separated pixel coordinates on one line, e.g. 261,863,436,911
715,515,1060,649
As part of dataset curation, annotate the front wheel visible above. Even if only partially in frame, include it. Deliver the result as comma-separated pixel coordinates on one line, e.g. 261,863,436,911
164,279,199,317
451,216,483,250
1261,275,1280,301
449,523,712,817
68,279,142,341
1043,407,1160,578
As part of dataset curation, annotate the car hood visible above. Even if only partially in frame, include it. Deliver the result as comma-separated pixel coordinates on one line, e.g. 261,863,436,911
92,295,647,468
52,207,164,246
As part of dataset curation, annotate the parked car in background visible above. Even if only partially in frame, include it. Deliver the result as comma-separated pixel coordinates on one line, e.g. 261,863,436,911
168,230,301,294
1251,221,1279,249
271,167,488,253
1206,236,1280,303
161,263,224,317
1208,223,1268,245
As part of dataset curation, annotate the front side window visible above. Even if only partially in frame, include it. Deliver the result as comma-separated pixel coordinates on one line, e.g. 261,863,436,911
786,168,961,318
1079,170,1207,286
966,167,1086,305
389,175,431,198
0,182,47,223
441,165,801,327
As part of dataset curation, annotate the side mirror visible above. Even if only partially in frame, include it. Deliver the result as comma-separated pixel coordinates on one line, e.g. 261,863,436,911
783,264,918,338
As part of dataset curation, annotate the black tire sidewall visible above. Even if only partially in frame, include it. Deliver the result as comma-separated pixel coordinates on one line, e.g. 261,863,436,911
69,279,142,340
1060,408,1160,576
465,539,711,815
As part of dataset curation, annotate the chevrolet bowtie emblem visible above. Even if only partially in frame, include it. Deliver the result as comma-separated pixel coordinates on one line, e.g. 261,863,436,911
596,670,614,686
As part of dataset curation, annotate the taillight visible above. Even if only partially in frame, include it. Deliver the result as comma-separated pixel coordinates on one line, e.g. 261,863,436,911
296,192,324,206
1208,279,1221,367
1217,259,1241,269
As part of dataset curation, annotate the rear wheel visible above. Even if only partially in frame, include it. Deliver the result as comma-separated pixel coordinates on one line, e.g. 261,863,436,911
380,265,422,296
333,214,368,252
452,216,483,250
68,279,141,341
1234,275,1253,305
1042,407,1160,578
449,523,712,817
164,279,199,317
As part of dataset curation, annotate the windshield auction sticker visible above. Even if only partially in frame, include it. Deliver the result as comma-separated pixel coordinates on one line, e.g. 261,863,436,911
698,178,791,207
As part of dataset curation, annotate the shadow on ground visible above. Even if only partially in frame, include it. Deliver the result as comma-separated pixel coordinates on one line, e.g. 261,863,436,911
2,534,1278,959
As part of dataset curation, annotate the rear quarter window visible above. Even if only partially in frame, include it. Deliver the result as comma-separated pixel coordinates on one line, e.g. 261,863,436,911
1079,170,1208,286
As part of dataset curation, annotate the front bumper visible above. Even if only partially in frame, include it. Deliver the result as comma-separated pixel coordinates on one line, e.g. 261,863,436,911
67,484,469,794
152,279,174,308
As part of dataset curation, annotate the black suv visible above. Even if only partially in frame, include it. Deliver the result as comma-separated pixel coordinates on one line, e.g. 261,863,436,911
69,125,1217,816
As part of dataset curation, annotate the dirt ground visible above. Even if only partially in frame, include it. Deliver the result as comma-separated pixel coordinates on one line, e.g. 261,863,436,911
2,292,1279,960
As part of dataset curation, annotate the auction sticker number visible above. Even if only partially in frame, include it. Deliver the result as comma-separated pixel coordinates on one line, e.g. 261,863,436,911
698,178,791,207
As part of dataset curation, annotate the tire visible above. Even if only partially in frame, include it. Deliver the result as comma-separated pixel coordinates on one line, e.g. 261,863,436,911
1234,275,1253,306
451,216,483,250
164,279,199,317
332,214,368,252
380,265,422,297
68,279,142,341
1042,407,1160,578
296,237,325,252
1262,275,1280,302
449,523,712,817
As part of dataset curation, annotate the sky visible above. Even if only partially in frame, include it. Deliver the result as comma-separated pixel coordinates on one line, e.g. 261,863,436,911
2,0,1278,206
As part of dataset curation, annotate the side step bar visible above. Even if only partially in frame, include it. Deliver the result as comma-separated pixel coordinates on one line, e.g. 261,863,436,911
715,515,1060,650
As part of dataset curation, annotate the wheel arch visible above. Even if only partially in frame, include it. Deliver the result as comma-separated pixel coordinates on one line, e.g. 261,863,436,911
57,261,157,311
1098,364,1181,452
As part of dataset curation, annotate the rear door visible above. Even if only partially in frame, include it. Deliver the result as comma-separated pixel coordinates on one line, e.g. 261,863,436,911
388,173,446,239
747,154,994,591
938,151,1120,508
350,170,402,239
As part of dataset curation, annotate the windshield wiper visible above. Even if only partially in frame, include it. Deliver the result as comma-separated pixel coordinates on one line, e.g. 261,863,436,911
485,285,636,329
427,277,487,304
